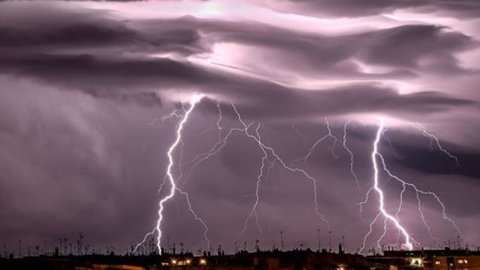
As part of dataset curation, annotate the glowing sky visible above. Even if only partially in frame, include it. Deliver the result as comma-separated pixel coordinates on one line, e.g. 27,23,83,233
0,0,479,254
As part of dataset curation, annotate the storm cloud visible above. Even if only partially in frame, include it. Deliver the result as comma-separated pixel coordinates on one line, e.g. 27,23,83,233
0,0,479,255
251,0,480,18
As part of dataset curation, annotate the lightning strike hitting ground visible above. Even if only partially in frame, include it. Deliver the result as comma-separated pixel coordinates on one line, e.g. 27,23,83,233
135,94,204,254
139,99,460,254
377,155,461,236
362,120,414,252
359,212,382,252
359,121,460,253
377,217,389,251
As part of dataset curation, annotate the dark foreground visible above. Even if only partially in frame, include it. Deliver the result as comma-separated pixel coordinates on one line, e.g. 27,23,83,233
1,248,479,270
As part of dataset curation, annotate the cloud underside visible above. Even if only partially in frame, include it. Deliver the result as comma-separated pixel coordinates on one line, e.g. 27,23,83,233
0,8,477,121
6,0,478,18
251,0,480,18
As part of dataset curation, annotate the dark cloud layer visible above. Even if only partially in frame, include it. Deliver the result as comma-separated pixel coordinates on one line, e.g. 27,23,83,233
0,12,476,119
251,0,480,18
1,52,475,120
0,1,479,255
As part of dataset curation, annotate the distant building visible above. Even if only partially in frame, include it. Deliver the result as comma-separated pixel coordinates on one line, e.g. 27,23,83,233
157,250,369,270
4,247,480,270
90,265,145,270
373,248,480,270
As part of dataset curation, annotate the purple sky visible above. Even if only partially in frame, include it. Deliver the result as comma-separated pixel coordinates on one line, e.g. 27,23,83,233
0,0,480,255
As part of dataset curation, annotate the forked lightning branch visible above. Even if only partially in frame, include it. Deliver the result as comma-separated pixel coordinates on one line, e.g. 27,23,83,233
135,95,460,254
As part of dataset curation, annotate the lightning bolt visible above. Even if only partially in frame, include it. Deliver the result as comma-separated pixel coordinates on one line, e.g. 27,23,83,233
148,104,184,127
291,123,309,143
177,103,330,237
295,118,339,163
377,154,461,237
359,120,460,253
180,104,253,184
359,212,382,253
216,102,224,140
342,120,361,191
361,120,413,252
135,94,205,254
139,96,460,255
240,123,268,236
176,187,211,249
411,123,459,166
232,104,330,236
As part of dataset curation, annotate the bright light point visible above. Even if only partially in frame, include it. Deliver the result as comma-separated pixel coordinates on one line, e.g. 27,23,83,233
352,59,395,75
159,92,207,104
196,1,224,17
410,258,423,267
149,52,186,62
345,114,406,127
191,93,206,103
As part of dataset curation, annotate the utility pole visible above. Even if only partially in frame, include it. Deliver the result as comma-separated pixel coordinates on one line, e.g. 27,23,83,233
317,228,321,251
79,233,84,255
328,231,332,252
167,236,170,254
280,231,284,251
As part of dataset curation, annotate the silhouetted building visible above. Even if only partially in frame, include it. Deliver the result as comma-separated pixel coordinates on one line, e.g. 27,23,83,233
4,248,480,270
371,248,480,270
